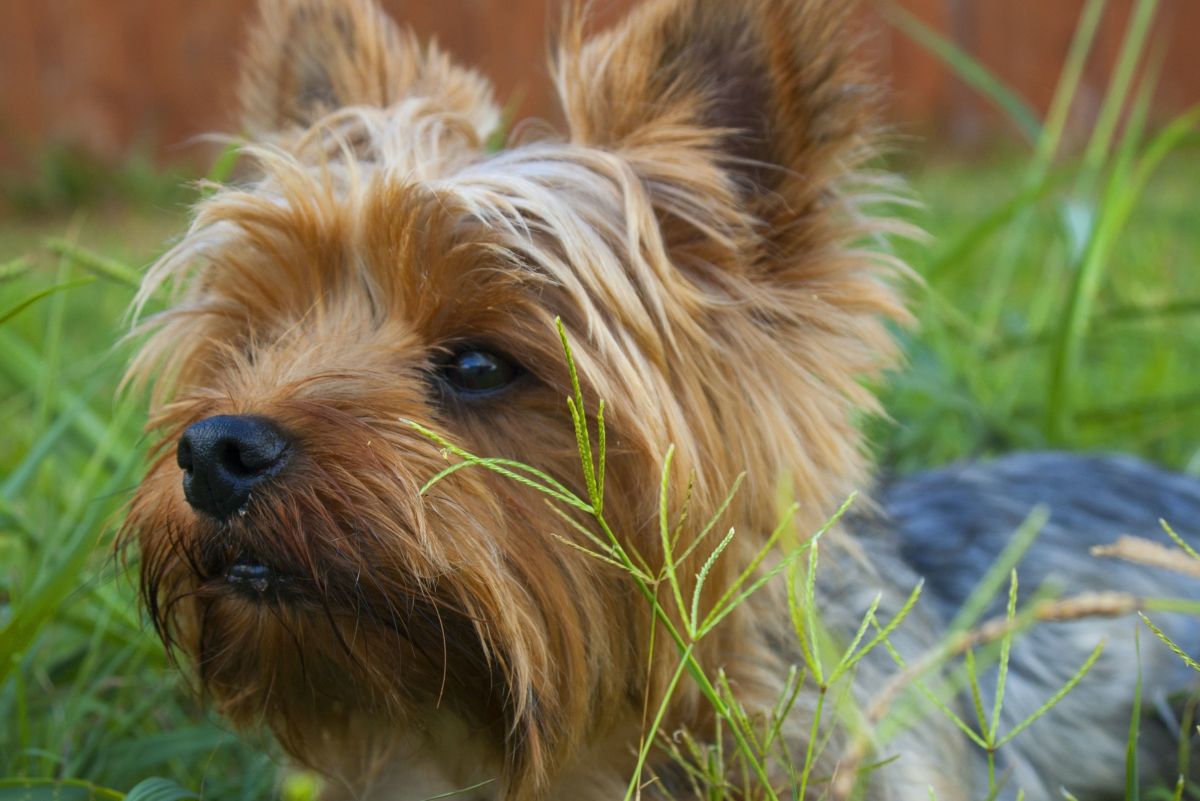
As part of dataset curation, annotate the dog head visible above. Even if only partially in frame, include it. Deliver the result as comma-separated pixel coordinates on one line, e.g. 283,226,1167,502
123,0,904,794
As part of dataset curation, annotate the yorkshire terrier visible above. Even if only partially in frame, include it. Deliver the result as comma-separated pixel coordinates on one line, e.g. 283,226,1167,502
122,0,1200,798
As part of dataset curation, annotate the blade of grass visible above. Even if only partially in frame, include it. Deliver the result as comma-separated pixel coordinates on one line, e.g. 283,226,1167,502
122,778,201,801
830,579,924,684
1,379,104,501
947,506,1047,634
623,645,695,801
0,780,123,801
1081,0,1160,189
1161,519,1200,562
0,329,117,450
0,278,95,326
205,142,241,185
988,571,1020,741
657,445,691,632
1125,628,1142,801
36,233,74,430
880,1,1041,143
45,240,142,289
977,0,1108,334
0,257,30,282
0,446,142,684
1046,103,1200,440
1140,613,1200,672
923,168,1067,283
690,528,736,634
964,648,988,736
996,640,1104,746
673,474,744,568
700,500,803,634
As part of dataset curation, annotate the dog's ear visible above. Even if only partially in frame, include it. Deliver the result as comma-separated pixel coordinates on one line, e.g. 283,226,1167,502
238,0,496,142
557,0,876,218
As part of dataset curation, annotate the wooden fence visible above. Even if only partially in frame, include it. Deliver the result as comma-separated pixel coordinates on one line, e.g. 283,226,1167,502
0,0,1197,173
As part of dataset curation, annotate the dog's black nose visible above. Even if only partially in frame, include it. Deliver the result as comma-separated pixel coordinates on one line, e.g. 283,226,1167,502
177,415,290,520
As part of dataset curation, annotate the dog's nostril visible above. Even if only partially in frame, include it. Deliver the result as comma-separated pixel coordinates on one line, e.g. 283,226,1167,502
227,435,288,475
218,441,243,474
219,440,267,477
176,437,194,473
178,415,291,520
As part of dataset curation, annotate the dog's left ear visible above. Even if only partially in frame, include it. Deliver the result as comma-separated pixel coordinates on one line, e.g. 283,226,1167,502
557,0,876,230
238,0,497,144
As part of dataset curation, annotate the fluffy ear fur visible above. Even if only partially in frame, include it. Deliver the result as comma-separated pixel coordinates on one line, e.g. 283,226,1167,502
557,0,880,247
554,0,906,527
238,0,498,144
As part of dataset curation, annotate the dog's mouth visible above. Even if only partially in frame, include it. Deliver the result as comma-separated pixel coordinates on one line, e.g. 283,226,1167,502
225,560,283,596
203,547,302,603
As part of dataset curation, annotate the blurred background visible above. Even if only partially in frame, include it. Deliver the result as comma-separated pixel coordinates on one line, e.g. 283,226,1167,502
0,0,1195,176
2,0,1199,177
0,2,1198,800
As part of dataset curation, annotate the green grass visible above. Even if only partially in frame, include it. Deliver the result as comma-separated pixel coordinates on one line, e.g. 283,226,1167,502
0,207,286,800
874,147,1200,475
875,0,1200,474
0,141,1197,797
0,133,1195,796
1,136,1198,796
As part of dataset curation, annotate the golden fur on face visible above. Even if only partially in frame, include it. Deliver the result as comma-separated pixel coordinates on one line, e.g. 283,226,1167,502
123,0,909,797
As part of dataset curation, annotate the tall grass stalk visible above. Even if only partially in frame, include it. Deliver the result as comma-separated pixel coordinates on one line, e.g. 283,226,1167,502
976,0,1107,335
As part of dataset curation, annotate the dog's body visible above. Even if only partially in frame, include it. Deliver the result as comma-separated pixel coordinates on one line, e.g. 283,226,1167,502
123,0,1199,798
864,454,1200,799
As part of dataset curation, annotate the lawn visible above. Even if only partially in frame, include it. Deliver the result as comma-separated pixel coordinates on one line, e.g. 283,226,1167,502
0,204,286,797
0,139,1198,799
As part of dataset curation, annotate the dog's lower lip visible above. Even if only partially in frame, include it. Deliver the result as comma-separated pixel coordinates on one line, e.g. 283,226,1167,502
226,562,277,594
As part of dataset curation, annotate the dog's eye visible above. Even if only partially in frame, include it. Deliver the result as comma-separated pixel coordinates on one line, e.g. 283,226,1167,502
440,349,520,396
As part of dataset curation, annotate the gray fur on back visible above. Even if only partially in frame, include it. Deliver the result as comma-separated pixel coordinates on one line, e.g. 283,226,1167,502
877,452,1200,799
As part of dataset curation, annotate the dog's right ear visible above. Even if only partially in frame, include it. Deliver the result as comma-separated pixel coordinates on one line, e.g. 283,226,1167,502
238,0,496,143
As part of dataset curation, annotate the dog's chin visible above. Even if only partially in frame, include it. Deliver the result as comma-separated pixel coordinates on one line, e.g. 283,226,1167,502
134,492,518,774
177,533,405,719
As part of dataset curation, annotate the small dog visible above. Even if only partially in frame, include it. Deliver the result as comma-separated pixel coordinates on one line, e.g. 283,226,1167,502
122,0,1200,799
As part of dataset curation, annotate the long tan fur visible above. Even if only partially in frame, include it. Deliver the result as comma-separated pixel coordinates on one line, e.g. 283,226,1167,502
123,0,923,798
